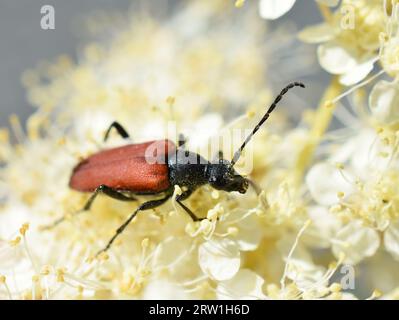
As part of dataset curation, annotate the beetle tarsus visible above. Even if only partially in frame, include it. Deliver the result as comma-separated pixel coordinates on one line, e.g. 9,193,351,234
42,185,137,231
104,121,130,142
84,185,137,211
96,195,171,255
175,190,204,221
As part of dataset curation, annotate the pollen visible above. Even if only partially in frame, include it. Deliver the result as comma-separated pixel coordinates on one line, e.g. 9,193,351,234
9,236,21,247
329,283,342,293
335,162,344,170
166,96,175,105
235,0,245,8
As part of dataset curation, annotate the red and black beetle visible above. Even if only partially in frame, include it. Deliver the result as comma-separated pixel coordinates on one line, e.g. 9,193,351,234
51,82,304,254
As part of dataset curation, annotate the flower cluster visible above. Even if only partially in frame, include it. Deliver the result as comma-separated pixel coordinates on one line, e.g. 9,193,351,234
1,0,399,300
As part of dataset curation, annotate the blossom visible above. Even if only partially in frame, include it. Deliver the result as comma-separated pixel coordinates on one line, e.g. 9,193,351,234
259,0,339,20
1,0,398,300
1,0,294,300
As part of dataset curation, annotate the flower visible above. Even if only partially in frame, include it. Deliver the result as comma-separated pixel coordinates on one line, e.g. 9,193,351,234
259,0,339,20
2,0,298,300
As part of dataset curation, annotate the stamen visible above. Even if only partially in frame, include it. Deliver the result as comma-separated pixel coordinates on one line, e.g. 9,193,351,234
280,220,312,290
328,69,384,105
0,275,13,300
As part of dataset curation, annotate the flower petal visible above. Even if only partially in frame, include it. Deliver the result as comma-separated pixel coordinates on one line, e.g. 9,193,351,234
318,42,358,75
259,0,296,20
285,258,326,289
143,279,188,300
384,220,399,261
369,80,399,124
298,23,336,44
332,220,380,265
198,239,240,281
216,269,266,299
339,58,375,86
306,206,342,248
306,162,355,206
223,210,262,251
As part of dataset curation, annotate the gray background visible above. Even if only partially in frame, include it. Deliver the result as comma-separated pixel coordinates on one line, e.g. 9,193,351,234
0,0,324,129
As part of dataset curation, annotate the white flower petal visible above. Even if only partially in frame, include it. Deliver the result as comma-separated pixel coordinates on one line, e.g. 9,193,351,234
285,258,326,289
216,269,266,300
223,210,262,251
339,58,375,86
143,279,188,300
384,220,399,261
318,42,358,75
306,206,342,248
0,241,26,269
153,236,192,268
198,239,240,281
332,220,380,265
369,80,399,124
306,162,355,206
298,23,336,43
259,0,296,20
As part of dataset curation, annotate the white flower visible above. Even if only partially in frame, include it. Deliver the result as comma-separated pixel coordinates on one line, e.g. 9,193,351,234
384,220,399,261
299,0,388,86
305,206,342,249
216,269,267,299
306,162,355,206
332,220,380,265
198,238,241,281
369,79,399,124
259,0,338,20
258,0,296,20
142,279,188,300
285,258,327,290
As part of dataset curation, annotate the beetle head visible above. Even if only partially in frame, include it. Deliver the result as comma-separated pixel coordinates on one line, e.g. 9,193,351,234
208,159,249,194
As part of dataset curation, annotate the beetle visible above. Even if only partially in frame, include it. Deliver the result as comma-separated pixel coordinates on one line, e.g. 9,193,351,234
49,82,304,255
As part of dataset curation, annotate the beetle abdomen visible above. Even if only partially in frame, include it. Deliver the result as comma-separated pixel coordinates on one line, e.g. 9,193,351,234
69,140,175,193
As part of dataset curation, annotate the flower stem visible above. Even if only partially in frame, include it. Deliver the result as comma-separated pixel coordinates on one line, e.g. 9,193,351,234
294,76,342,184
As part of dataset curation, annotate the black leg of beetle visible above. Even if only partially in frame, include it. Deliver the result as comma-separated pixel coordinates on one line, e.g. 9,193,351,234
83,185,137,211
104,121,130,142
43,185,137,230
175,190,204,222
97,195,171,255
178,133,187,148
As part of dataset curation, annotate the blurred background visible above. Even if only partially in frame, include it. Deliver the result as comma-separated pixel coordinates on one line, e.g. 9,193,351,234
0,0,327,129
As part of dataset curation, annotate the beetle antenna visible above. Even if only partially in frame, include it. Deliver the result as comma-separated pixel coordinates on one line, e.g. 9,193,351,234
230,82,305,167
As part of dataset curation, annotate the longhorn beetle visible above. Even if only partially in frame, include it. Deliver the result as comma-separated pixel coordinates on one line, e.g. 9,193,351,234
49,82,305,255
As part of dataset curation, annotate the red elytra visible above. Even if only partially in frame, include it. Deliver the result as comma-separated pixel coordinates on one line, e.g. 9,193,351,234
69,139,176,193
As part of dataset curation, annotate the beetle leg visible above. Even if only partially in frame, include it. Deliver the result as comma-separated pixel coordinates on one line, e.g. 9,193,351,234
104,121,130,142
175,190,204,222
42,185,137,230
82,185,137,211
97,195,171,255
